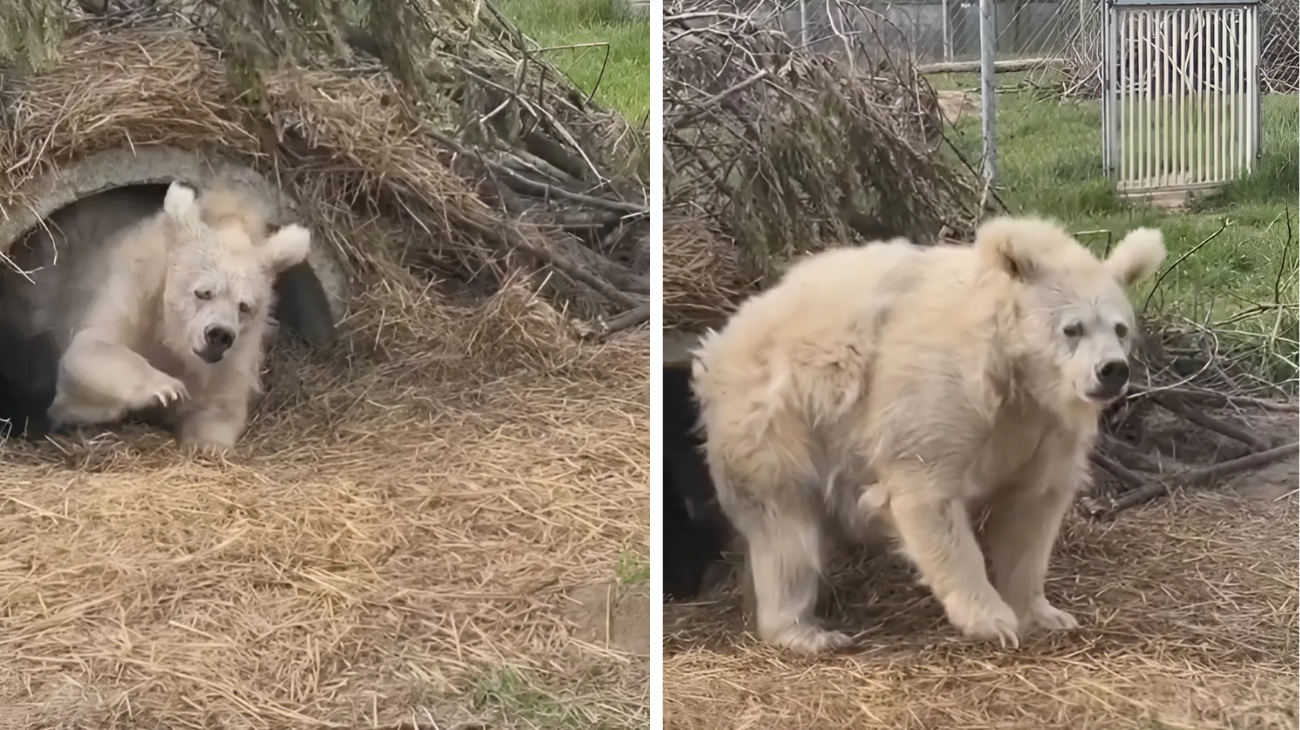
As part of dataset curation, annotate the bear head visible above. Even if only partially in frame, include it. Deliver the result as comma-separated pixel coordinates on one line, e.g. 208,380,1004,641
158,181,312,365
974,216,1167,412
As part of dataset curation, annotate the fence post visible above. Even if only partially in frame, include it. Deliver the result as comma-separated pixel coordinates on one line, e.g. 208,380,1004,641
979,0,999,191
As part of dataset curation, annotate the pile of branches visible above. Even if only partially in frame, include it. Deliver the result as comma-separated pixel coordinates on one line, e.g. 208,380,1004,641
0,0,649,335
661,0,980,330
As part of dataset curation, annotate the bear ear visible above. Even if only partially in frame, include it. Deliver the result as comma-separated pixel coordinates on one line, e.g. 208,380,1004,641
261,223,312,274
972,216,1058,282
1104,227,1166,287
163,181,199,221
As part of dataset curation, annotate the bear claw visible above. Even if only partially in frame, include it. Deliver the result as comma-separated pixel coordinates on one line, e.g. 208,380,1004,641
1022,596,1078,632
770,625,854,655
150,378,188,407
945,593,1021,648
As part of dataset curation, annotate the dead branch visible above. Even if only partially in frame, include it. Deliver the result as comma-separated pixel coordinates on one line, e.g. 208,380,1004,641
916,57,1067,74
1149,393,1271,451
1085,442,1298,518
598,304,650,337
1089,451,1145,490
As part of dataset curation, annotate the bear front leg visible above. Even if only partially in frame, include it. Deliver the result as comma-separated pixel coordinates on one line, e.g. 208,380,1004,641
983,464,1083,635
883,465,1021,648
50,332,188,427
177,394,248,454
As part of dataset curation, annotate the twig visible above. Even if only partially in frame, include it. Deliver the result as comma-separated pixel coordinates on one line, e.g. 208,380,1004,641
667,69,770,131
1087,442,1299,518
468,217,643,308
1098,434,1159,472
597,304,650,337
1149,393,1270,451
1089,451,1144,490
1128,383,1297,412
422,126,646,215
1141,219,1228,316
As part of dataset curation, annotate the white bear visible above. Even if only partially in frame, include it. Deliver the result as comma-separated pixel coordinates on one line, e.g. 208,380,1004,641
689,216,1167,655
39,181,311,452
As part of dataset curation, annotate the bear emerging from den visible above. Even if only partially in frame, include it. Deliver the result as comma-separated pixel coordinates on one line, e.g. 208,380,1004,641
690,216,1167,655
28,180,312,452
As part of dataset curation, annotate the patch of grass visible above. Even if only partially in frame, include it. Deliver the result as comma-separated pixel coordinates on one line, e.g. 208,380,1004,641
471,666,620,730
495,0,649,123
614,547,649,584
938,81,1299,384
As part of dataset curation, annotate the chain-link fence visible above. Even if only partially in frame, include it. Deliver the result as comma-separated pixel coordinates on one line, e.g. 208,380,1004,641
1260,0,1297,93
740,0,1296,97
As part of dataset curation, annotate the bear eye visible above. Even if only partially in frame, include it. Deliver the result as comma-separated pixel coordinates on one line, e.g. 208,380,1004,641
238,302,252,315
195,289,213,301
1062,322,1084,338
1114,322,1129,338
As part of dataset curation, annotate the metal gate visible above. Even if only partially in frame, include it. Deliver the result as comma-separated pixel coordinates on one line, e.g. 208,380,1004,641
1102,0,1262,197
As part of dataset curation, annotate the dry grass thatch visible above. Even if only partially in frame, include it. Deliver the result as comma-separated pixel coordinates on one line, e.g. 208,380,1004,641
661,0,980,330
1,1,650,332
665,450,1299,730
0,2,650,728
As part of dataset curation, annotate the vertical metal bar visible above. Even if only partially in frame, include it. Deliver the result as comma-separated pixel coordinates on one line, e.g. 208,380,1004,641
1158,9,1167,187
943,0,952,61
1143,10,1152,187
980,0,998,186
1103,0,1112,175
1206,7,1216,183
1197,8,1207,184
798,0,807,47
1230,8,1239,179
1242,3,1253,170
1175,8,1183,186
1215,7,1224,183
1122,8,1131,186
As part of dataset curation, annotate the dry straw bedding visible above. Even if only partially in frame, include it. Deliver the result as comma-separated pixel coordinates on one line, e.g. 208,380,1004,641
664,466,1299,730
0,281,651,729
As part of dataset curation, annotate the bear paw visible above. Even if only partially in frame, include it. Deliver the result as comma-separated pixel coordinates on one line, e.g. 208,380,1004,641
944,592,1021,648
767,624,854,656
1021,596,1078,633
184,440,231,459
143,373,188,408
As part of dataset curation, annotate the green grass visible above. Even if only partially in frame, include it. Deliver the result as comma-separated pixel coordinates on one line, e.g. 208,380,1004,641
932,73,1299,384
472,667,621,730
614,547,649,584
495,0,650,124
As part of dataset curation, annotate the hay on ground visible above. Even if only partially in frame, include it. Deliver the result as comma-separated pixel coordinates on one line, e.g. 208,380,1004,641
665,463,1298,730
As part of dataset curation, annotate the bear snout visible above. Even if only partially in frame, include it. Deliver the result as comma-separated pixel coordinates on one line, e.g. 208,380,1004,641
1090,358,1130,400
197,325,236,363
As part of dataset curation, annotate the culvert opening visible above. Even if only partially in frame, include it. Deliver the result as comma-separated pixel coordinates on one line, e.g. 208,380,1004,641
0,183,337,440
663,362,736,602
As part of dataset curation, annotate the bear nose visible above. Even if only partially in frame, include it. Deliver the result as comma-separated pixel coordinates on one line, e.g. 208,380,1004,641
205,326,235,351
1096,359,1130,390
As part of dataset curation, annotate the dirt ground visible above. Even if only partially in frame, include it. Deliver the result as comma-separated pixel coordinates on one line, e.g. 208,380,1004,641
663,447,1298,730
0,296,650,730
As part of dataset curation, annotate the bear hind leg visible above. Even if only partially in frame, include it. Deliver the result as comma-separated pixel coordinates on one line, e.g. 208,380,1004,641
728,491,851,655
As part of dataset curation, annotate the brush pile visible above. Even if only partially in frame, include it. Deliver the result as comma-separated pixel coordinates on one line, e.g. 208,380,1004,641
0,0,650,333
661,0,979,330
